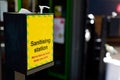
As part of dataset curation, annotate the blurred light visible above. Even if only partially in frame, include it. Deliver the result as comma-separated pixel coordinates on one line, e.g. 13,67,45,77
85,29,91,42
112,12,117,17
90,20,94,24
96,38,101,42
0,26,4,30
88,14,95,20
103,57,120,66
116,4,120,13
0,43,5,47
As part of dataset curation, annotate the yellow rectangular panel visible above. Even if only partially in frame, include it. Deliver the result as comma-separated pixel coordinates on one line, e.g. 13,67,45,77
27,14,53,70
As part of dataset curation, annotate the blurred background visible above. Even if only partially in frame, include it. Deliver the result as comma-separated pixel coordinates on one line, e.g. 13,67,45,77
0,0,120,80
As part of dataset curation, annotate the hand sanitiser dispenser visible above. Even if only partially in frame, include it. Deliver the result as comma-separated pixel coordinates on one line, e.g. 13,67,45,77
4,6,54,80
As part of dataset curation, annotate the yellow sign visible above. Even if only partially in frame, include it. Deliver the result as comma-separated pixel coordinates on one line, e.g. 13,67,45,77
27,14,53,70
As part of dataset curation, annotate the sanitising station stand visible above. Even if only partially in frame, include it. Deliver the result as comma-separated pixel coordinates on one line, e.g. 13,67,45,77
4,6,54,80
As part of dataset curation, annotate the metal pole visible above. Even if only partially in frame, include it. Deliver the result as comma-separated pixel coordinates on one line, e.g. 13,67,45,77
0,49,1,80
31,0,36,12
15,0,21,11
15,71,25,80
70,0,87,80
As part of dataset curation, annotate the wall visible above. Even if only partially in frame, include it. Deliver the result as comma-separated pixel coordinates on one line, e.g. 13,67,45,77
88,0,120,15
